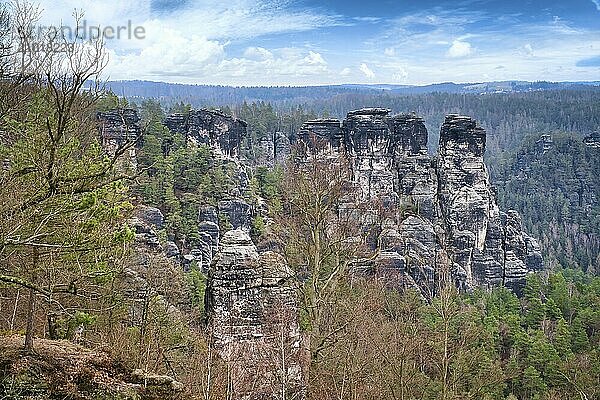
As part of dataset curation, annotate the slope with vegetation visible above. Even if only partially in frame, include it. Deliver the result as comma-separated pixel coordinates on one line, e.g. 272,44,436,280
492,133,600,273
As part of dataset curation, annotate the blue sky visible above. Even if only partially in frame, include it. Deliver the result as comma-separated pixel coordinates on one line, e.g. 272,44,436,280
36,0,600,85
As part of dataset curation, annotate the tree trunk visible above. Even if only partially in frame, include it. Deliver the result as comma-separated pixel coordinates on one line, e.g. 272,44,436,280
24,248,39,353
24,286,36,352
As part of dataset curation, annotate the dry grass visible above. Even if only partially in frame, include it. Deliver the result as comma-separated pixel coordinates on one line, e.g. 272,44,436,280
0,335,182,400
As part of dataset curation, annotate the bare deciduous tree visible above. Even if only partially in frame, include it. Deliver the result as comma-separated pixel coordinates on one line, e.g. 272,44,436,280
0,1,139,352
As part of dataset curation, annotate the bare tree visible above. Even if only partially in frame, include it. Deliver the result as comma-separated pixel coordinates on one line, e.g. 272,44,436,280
0,1,139,352
272,144,377,395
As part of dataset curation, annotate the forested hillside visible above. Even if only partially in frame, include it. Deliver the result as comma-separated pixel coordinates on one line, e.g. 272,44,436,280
491,133,600,273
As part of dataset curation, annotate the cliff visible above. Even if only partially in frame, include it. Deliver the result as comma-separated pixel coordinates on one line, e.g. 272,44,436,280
107,107,547,399
164,109,247,158
97,108,142,168
297,109,544,294
204,230,303,399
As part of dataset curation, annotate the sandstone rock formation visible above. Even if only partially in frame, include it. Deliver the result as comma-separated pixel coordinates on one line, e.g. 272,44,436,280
164,109,247,158
97,108,141,168
218,199,252,231
205,229,303,399
129,205,164,250
297,109,544,294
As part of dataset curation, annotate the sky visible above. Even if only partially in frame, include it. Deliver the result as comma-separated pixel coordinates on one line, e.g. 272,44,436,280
32,0,600,86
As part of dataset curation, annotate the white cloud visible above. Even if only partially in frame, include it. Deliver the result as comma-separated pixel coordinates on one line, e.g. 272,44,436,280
106,30,225,79
340,67,352,76
35,0,343,41
392,68,408,81
28,0,600,85
360,63,375,79
447,40,473,58
303,51,327,66
32,0,340,84
353,16,382,23
108,46,331,84
520,43,534,57
243,47,274,61
593,0,600,11
340,67,351,76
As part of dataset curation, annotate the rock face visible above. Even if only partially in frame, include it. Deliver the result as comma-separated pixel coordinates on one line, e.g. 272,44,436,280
129,205,164,250
584,131,600,148
297,109,544,294
437,115,543,292
218,199,252,231
164,109,247,157
97,108,141,168
252,131,291,166
205,230,303,399
298,118,344,153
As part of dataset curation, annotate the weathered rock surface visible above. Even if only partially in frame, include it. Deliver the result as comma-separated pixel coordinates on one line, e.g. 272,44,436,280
297,109,545,294
205,229,303,399
0,335,182,399
97,108,141,168
164,109,247,157
218,199,252,231
298,118,344,153
97,108,141,142
129,206,164,250
584,131,600,148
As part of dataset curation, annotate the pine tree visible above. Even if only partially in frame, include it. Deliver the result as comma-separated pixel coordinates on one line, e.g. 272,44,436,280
545,298,562,320
571,317,590,353
553,318,573,359
521,366,546,400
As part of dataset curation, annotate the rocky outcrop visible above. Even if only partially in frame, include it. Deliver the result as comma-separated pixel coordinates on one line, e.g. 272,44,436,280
536,134,554,153
274,131,292,163
297,109,544,294
298,119,344,153
437,115,542,292
0,335,183,399
218,199,252,231
252,131,291,166
164,109,247,158
97,108,141,168
129,206,164,250
205,230,303,399
97,108,141,142
584,131,600,148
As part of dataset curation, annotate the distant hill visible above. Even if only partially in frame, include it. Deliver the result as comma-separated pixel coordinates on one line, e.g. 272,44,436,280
103,80,600,107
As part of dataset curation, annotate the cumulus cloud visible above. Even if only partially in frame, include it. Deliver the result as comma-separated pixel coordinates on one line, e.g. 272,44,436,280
243,47,274,60
303,51,327,66
360,63,375,79
106,25,225,79
28,0,600,85
33,0,340,84
591,0,600,11
108,46,329,83
447,40,473,58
